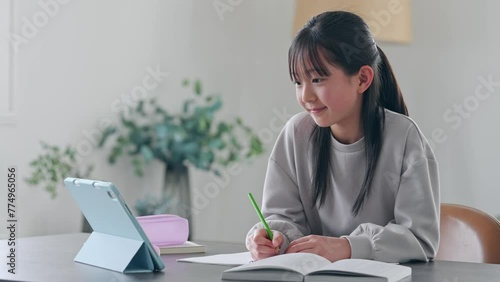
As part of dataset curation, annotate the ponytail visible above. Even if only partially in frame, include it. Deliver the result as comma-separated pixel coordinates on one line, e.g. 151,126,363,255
376,45,409,116
352,46,408,215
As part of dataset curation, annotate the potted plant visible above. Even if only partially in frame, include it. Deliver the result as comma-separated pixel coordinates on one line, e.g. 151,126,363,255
25,142,94,232
98,79,264,229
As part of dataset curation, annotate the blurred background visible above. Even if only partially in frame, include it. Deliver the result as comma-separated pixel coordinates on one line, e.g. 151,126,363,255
0,0,499,243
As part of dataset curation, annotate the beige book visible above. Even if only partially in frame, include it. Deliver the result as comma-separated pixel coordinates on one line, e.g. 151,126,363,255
159,241,206,255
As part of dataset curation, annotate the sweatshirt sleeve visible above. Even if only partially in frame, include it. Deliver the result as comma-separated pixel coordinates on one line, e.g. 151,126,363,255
246,117,311,253
343,125,440,263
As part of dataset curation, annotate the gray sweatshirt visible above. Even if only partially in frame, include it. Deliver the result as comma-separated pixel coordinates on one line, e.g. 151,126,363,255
246,109,440,263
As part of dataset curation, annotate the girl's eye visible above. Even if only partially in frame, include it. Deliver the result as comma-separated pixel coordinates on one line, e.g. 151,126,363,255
312,78,323,83
293,81,302,86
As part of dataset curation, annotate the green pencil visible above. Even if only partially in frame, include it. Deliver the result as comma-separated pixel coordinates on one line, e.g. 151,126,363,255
248,192,273,240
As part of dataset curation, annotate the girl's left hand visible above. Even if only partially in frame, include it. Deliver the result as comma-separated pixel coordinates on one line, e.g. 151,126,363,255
284,235,352,262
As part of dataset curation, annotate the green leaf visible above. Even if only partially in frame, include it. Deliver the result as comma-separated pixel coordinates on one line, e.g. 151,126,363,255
194,80,202,96
132,157,144,177
180,142,199,156
228,151,238,162
172,130,186,143
208,96,222,113
98,127,117,147
109,145,123,163
117,135,128,145
182,78,190,87
141,146,154,162
136,100,145,115
230,136,242,149
217,122,229,134
208,138,224,149
121,116,136,130
183,99,194,113
247,135,264,157
65,147,76,160
155,124,169,139
155,106,167,115
197,118,208,132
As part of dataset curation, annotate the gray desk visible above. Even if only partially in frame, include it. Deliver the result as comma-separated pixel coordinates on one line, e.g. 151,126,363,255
1,233,500,282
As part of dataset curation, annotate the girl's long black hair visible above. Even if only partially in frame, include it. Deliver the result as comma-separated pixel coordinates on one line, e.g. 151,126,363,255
289,11,409,215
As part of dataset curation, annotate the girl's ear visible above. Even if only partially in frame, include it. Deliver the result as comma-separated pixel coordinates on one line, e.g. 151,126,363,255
356,65,374,94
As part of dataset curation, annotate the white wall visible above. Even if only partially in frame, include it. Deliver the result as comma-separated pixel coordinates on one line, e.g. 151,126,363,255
0,0,499,242
379,0,500,218
0,0,301,241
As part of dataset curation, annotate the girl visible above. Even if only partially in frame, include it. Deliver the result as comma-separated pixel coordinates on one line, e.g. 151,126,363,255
246,11,440,263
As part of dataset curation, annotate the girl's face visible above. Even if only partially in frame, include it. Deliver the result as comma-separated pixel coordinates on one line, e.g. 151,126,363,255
294,60,363,129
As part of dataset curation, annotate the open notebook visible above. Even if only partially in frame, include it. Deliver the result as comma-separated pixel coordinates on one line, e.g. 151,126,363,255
221,253,411,282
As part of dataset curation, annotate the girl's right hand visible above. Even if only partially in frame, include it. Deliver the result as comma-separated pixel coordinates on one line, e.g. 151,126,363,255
248,228,284,260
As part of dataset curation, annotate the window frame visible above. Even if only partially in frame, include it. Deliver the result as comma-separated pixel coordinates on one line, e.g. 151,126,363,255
0,0,15,125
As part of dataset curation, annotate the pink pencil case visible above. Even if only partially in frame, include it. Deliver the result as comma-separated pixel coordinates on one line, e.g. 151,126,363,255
136,214,189,246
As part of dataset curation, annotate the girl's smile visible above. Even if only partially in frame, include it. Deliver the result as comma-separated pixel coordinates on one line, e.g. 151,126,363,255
307,106,327,114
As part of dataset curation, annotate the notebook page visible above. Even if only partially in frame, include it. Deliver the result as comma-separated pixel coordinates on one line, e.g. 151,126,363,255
309,259,411,282
225,253,331,275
